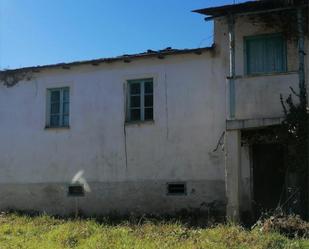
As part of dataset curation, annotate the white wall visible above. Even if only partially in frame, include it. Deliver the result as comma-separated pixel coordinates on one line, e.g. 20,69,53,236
0,52,227,215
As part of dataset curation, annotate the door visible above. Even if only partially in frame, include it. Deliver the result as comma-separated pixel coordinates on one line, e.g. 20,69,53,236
252,144,285,218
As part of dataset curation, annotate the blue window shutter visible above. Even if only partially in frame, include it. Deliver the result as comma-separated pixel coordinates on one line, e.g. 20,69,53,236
265,36,285,72
246,34,286,75
247,38,265,74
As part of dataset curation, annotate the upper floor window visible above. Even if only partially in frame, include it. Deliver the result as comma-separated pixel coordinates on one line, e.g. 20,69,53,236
245,33,287,75
46,87,70,128
127,79,153,122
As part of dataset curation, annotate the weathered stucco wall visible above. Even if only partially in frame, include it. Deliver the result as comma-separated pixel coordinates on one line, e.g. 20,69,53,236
0,53,227,215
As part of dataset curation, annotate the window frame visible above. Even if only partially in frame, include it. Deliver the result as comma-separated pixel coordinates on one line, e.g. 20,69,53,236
46,87,70,128
244,33,287,76
126,78,154,123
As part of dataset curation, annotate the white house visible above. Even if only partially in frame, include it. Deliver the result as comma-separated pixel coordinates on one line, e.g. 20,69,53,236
0,0,308,220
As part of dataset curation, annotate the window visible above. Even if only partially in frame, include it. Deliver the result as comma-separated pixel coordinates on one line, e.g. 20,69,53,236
127,79,153,122
47,87,70,128
68,185,84,197
245,34,287,75
167,183,187,196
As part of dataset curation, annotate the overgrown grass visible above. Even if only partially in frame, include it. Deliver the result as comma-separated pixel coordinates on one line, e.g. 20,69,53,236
0,214,307,249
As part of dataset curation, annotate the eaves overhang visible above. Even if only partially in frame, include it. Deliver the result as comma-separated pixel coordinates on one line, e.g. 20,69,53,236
0,46,214,74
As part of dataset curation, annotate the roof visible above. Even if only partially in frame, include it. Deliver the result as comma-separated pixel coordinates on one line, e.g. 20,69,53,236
193,0,308,18
1,47,213,73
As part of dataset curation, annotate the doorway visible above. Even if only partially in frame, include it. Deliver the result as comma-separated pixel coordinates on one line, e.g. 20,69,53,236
252,143,286,218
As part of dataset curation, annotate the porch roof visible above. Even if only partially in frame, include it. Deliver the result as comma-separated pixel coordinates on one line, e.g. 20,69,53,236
193,1,308,19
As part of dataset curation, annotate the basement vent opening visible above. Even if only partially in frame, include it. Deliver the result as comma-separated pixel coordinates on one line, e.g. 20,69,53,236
68,185,85,197
167,183,187,195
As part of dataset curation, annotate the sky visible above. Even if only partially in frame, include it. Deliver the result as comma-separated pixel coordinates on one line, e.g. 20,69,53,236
0,0,248,69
